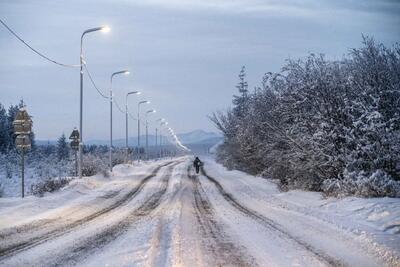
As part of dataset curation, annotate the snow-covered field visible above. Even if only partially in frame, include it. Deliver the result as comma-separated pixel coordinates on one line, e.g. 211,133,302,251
0,156,399,267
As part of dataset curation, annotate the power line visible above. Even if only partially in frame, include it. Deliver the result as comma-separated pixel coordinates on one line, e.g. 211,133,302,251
83,64,145,126
114,99,126,114
0,18,79,68
83,64,109,99
129,113,138,121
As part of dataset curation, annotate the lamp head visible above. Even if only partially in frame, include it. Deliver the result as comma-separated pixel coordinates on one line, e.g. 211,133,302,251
101,26,111,33
128,91,140,95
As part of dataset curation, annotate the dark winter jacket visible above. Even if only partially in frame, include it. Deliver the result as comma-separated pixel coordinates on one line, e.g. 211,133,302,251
193,157,202,168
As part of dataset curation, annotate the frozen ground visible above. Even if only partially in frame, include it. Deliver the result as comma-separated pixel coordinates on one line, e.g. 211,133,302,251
0,156,399,267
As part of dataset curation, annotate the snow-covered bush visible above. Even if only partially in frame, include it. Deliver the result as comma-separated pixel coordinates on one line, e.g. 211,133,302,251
112,150,125,167
322,170,400,198
0,142,127,197
81,154,108,177
211,37,400,198
31,176,72,197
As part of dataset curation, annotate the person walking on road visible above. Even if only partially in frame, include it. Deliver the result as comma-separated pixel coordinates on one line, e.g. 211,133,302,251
193,156,202,174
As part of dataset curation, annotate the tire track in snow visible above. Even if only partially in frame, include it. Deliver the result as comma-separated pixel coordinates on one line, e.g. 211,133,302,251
45,161,182,267
0,189,122,240
0,161,175,260
200,167,345,267
146,163,188,267
188,166,257,267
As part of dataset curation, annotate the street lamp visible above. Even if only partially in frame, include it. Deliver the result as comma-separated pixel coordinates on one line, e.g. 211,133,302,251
137,100,150,160
79,25,110,179
160,121,168,158
125,91,140,162
155,118,164,159
110,70,130,172
145,109,156,160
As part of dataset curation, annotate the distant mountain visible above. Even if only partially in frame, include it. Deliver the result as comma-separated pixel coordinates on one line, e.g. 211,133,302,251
37,129,222,147
177,130,221,145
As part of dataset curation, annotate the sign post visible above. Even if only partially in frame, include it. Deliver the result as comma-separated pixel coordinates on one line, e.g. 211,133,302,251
69,128,80,177
13,107,32,198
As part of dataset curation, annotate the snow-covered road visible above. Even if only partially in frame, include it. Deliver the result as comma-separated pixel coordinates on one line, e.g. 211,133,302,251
0,157,399,267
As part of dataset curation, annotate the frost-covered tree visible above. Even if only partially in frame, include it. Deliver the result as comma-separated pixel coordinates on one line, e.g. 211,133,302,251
0,104,9,152
211,37,400,197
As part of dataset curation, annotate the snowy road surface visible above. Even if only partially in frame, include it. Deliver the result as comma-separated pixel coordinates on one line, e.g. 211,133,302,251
0,157,399,267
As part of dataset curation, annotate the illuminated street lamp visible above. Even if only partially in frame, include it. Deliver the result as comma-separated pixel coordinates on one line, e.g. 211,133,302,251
109,70,130,172
125,91,140,162
145,109,156,159
79,25,110,179
137,100,150,160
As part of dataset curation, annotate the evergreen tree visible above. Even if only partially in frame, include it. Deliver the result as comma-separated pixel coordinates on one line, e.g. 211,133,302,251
0,104,9,152
2,100,35,151
6,102,21,150
232,66,249,118
56,133,69,160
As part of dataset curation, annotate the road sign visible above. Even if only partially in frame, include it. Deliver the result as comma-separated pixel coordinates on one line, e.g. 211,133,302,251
13,106,32,198
15,134,31,150
69,128,80,176
70,139,79,150
69,128,80,140
13,108,32,135
69,128,80,151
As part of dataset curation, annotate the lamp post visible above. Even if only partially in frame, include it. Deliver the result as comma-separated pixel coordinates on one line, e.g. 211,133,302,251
110,70,130,172
167,127,174,158
156,118,164,158
145,109,156,160
160,121,168,158
125,91,140,162
137,100,150,161
79,25,110,179
155,127,158,158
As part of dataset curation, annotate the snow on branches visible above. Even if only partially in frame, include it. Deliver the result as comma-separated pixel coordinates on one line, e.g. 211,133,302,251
211,37,400,197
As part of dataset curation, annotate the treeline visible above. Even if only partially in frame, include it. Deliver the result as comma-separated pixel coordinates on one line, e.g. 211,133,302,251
0,100,35,152
211,37,400,197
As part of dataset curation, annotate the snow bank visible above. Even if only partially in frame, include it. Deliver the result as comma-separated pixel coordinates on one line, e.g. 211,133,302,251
0,159,171,229
202,156,400,264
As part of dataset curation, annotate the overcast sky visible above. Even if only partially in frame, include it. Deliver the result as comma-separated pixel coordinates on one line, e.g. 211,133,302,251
1,0,399,140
